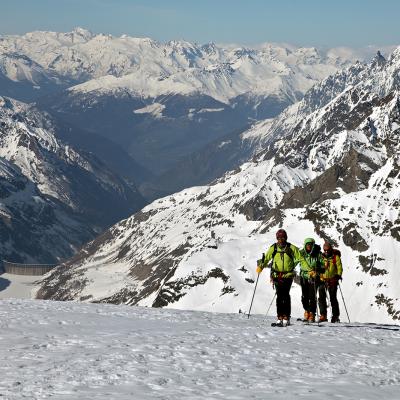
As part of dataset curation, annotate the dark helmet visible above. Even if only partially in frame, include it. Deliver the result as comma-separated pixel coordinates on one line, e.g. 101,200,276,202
276,229,287,239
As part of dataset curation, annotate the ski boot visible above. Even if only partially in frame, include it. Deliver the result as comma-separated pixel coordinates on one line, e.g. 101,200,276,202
308,312,315,323
331,316,340,323
318,314,328,323
271,316,283,327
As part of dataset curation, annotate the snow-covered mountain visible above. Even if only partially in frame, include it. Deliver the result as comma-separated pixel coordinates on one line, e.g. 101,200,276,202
2,29,371,190
0,28,355,101
0,96,145,263
34,46,400,323
1,299,399,399
0,52,73,102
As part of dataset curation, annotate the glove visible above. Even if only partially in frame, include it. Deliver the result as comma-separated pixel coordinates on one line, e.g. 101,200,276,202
309,270,316,279
335,274,342,281
256,266,263,274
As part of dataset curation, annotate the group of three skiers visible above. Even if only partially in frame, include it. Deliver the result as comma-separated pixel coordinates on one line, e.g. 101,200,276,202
256,229,343,327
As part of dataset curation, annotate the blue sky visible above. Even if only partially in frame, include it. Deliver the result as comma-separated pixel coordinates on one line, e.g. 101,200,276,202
1,0,399,47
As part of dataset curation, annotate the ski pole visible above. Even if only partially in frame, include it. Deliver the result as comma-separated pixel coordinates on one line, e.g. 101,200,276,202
248,254,265,319
247,273,260,319
338,283,351,323
313,274,320,325
265,292,276,320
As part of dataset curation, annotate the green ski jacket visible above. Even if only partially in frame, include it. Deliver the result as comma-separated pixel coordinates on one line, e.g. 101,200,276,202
299,239,324,279
321,253,343,279
259,242,302,278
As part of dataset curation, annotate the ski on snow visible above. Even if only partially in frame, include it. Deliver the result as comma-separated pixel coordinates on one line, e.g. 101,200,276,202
296,318,325,326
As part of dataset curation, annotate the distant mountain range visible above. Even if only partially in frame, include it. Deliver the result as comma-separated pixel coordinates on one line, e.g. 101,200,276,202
1,28,383,197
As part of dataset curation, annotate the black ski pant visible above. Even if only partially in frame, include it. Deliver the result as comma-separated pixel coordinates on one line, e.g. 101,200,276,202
273,278,293,318
318,281,340,317
300,276,319,315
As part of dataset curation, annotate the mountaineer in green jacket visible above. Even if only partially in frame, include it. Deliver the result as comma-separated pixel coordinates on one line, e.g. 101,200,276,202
319,241,343,323
256,229,303,326
299,238,325,322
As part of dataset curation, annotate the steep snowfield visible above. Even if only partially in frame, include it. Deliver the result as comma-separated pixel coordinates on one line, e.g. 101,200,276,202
0,299,399,399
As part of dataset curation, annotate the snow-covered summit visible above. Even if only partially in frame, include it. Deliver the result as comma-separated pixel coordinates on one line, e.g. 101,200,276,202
70,26,94,41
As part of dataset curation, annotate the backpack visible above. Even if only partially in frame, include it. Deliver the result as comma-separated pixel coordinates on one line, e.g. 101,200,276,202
269,243,295,278
311,244,321,258
332,249,341,266
323,248,341,266
271,243,294,261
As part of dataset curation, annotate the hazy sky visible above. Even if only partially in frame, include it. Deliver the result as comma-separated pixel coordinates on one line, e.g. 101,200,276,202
1,0,399,47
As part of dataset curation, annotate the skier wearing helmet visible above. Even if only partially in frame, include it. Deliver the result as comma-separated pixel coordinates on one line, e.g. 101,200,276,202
319,241,343,323
256,229,303,326
299,238,325,323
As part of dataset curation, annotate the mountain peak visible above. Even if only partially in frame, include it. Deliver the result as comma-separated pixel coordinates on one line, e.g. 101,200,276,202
167,39,198,49
71,27,94,40
371,50,386,68
388,46,400,64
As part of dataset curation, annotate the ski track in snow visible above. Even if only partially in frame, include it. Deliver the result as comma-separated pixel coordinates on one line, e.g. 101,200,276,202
0,299,399,399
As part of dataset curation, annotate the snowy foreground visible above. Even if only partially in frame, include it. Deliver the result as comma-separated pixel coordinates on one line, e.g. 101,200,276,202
1,299,399,399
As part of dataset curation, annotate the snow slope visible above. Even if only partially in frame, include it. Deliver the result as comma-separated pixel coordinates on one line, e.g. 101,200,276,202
0,299,399,400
